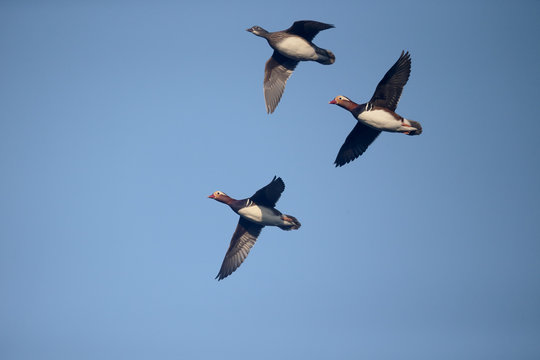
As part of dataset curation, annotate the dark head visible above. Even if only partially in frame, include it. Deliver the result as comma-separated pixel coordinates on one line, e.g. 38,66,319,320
246,25,269,37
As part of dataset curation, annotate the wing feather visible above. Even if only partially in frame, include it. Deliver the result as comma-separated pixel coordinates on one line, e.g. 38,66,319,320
215,218,264,280
263,51,298,113
285,20,334,42
369,51,411,111
250,176,285,207
335,123,381,167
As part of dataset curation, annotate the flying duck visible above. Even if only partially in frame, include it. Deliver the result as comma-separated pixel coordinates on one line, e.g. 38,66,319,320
247,20,335,114
329,51,422,166
209,176,301,280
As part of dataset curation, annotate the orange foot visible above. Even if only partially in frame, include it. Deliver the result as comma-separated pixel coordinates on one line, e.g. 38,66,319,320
281,215,293,222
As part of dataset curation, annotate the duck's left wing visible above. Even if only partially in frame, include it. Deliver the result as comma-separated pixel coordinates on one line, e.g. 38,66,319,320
285,20,334,42
250,176,285,208
335,122,381,167
369,51,411,112
264,51,298,114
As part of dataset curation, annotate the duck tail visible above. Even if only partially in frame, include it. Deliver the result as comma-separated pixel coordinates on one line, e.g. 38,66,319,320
316,48,335,65
406,120,422,135
279,215,301,231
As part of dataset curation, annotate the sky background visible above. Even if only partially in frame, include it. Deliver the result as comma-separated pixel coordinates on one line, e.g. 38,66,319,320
1,1,540,359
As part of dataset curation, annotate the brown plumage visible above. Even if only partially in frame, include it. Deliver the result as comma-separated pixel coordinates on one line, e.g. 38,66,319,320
209,177,301,280
247,20,335,113
330,51,422,166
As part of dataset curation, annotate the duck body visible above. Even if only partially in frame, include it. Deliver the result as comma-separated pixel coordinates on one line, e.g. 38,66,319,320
270,35,334,64
209,176,301,280
338,98,419,133
247,20,335,113
358,107,414,133
329,51,422,167
235,200,297,229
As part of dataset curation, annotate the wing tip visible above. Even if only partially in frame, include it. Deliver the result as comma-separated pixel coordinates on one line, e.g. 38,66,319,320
273,174,284,183
274,176,285,193
215,268,234,281
400,50,412,64
215,273,226,281
334,158,350,167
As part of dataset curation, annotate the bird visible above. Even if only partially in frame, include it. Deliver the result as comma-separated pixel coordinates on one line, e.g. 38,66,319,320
247,20,335,114
208,176,301,280
329,51,422,167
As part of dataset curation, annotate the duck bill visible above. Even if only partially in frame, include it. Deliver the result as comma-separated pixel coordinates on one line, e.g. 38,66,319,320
208,194,215,199
329,99,337,104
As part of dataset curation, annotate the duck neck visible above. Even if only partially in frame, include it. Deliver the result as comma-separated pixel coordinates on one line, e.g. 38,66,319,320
216,195,235,205
339,99,359,112
254,28,270,39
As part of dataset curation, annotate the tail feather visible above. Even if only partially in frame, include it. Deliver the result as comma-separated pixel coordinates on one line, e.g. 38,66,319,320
279,215,301,230
407,120,422,135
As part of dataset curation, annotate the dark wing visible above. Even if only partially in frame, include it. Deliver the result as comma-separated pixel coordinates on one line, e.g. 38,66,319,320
369,51,411,112
285,20,334,42
215,218,264,281
264,51,298,113
335,123,381,167
250,176,285,208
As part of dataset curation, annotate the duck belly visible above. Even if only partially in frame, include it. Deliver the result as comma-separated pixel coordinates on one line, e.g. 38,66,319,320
358,109,403,132
238,205,287,227
275,37,318,61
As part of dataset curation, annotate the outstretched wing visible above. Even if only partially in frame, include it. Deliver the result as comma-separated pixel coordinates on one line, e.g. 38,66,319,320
335,123,381,167
369,51,411,112
215,218,264,281
285,20,335,42
250,176,285,208
263,51,298,114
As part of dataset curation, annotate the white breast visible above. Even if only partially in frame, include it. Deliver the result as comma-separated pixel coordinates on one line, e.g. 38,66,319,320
238,205,285,226
358,109,402,132
275,37,317,61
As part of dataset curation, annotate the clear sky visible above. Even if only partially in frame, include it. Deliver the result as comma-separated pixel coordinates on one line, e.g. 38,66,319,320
1,1,540,359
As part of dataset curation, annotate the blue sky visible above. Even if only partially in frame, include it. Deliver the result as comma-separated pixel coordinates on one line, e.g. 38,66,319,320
1,1,540,359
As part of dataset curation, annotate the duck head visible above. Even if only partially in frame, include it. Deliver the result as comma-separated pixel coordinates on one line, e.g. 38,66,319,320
208,191,233,204
246,25,269,37
329,95,358,111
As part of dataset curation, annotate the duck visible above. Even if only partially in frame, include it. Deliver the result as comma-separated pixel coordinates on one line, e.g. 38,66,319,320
329,51,422,167
247,20,335,114
208,176,301,280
